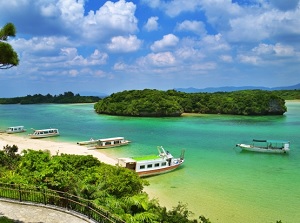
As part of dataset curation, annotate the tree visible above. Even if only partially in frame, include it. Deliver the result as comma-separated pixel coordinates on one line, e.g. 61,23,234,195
0,23,19,69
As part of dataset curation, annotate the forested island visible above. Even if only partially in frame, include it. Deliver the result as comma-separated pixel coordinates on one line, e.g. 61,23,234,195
94,89,294,117
0,91,101,104
1,89,299,117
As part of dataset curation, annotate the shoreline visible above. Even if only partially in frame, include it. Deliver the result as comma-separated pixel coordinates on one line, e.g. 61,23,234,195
0,133,156,202
0,133,117,165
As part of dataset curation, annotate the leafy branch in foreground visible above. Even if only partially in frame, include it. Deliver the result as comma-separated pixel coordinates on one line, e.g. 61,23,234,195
0,23,19,69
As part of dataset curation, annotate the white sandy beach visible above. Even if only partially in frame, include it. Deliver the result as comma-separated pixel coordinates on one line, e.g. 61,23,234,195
0,132,165,208
0,133,118,165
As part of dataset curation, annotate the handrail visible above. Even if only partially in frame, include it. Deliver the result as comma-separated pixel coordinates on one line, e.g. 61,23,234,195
0,182,125,223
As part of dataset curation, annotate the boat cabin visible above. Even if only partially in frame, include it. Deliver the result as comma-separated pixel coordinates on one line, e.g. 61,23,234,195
118,154,170,171
6,126,26,133
253,139,290,150
29,128,60,138
33,129,59,136
96,137,129,148
118,146,185,177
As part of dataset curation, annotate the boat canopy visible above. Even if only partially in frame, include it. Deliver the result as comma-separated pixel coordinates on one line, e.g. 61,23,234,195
8,126,24,129
253,139,289,144
98,137,124,142
253,139,267,142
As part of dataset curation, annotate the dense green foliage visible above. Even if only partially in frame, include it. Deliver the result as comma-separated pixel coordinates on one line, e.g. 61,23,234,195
0,23,19,69
273,90,300,100
0,91,101,104
94,89,287,116
94,89,183,117
0,145,208,223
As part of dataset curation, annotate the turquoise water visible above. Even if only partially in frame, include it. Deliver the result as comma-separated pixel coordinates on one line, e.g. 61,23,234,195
0,102,299,223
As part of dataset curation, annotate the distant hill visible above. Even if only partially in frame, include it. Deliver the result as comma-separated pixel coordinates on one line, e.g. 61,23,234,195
175,83,300,93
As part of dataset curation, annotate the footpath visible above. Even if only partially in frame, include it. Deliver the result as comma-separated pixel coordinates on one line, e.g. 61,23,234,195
0,200,93,223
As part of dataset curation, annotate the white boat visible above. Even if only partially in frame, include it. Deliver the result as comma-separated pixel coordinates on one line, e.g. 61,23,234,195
95,137,130,149
77,137,130,148
5,126,26,134
29,128,60,139
236,139,290,154
118,146,185,177
77,138,98,145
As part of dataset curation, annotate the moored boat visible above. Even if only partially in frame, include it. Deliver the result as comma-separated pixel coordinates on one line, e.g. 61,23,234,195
236,139,290,154
29,128,60,139
95,137,130,149
5,126,26,134
77,138,98,145
117,146,185,177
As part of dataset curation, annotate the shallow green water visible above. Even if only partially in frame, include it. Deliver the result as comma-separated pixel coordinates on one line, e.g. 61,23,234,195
0,102,299,223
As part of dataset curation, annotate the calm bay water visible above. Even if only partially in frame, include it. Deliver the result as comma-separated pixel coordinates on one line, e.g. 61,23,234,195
0,102,299,223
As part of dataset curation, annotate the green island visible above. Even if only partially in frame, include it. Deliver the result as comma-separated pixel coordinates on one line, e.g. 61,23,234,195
1,89,300,117
0,91,101,104
94,89,300,117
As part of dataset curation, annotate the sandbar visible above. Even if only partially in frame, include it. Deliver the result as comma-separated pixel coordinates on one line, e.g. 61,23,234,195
0,133,117,165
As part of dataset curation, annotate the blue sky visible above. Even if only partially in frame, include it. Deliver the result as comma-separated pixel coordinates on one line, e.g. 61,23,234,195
0,0,300,97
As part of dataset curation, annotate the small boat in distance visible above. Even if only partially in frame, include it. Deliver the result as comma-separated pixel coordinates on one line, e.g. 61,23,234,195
118,146,185,177
29,128,60,139
77,137,130,148
236,139,290,154
5,126,26,134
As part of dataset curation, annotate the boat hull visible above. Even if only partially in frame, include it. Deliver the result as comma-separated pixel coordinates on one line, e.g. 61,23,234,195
95,141,130,149
137,161,184,177
29,128,60,139
5,126,26,134
29,133,59,139
6,130,26,134
236,144,289,154
77,140,97,145
118,146,185,177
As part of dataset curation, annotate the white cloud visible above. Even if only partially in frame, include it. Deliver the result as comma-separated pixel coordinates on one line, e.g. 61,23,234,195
175,47,205,61
201,0,242,31
0,0,138,44
12,36,71,55
253,43,296,57
219,55,233,63
82,0,138,42
113,62,127,71
273,43,295,56
175,20,206,36
186,0,300,45
1,0,300,96
69,69,79,77
201,34,231,51
142,0,202,17
60,48,108,66
107,35,142,52
150,34,179,52
138,52,176,67
57,0,84,23
238,55,260,65
190,62,216,71
144,16,159,31
40,3,59,17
